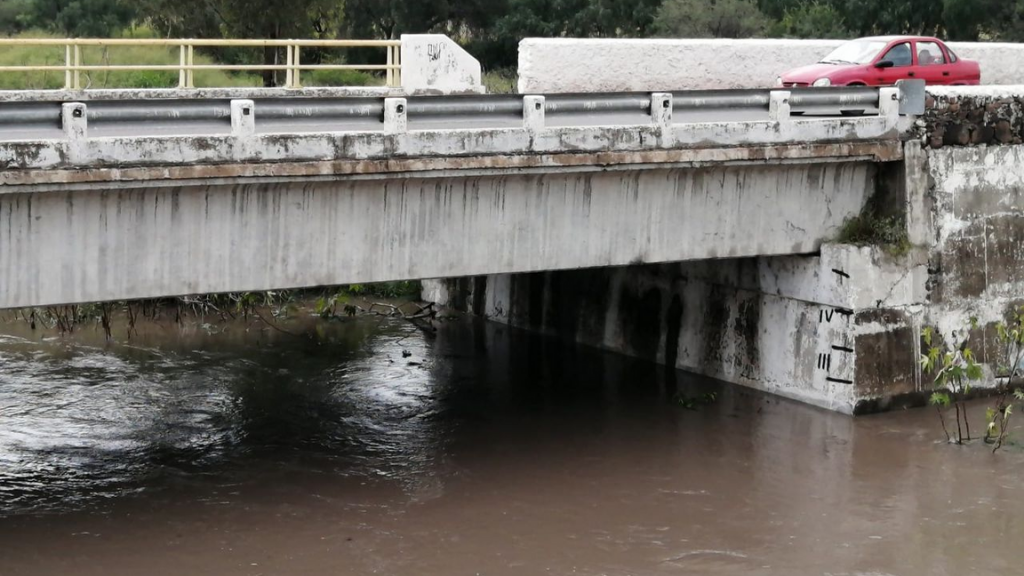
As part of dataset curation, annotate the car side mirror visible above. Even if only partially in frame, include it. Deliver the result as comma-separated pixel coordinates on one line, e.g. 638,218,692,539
875,60,895,69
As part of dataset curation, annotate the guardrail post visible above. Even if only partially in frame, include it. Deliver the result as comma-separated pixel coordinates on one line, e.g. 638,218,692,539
384,98,408,134
651,93,672,128
231,99,256,137
61,103,87,141
769,90,791,122
879,87,900,120
523,95,545,131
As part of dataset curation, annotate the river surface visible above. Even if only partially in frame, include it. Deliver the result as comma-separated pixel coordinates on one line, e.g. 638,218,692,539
0,313,1023,576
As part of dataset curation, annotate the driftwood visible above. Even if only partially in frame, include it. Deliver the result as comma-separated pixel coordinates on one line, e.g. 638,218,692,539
367,301,438,333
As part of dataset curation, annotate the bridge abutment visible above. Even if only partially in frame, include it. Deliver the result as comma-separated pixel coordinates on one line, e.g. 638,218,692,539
428,106,1024,413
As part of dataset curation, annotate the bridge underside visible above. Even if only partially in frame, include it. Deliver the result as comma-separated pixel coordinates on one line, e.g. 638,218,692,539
0,154,878,309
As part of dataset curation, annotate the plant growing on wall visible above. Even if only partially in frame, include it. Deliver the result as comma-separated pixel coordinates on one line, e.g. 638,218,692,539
921,320,984,444
987,305,1024,452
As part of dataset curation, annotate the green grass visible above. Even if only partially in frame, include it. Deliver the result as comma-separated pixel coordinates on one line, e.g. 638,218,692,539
483,69,518,94
304,68,383,88
0,30,261,90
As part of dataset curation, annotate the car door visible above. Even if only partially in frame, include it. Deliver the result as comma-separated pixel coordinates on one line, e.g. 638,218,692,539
874,41,915,85
914,40,953,85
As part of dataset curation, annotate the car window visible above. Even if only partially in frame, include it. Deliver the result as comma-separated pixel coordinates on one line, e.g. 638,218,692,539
917,41,946,66
947,46,959,63
881,42,913,67
821,40,888,65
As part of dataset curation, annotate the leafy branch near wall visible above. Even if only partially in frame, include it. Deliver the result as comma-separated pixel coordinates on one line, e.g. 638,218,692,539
921,320,983,445
920,306,1024,452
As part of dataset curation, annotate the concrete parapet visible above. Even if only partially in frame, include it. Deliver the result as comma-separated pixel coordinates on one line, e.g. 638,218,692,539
401,34,484,94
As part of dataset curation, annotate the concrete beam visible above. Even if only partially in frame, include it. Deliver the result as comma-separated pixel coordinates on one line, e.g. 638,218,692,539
1,141,902,192
0,160,875,309
1,113,903,176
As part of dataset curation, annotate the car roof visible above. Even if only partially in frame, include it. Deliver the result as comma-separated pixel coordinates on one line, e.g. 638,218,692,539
855,35,943,43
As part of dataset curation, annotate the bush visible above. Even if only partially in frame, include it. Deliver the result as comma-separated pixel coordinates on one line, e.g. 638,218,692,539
835,211,911,257
304,68,381,87
483,69,518,94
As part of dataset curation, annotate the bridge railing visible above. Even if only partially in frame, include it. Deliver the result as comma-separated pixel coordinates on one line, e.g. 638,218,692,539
0,83,923,142
0,38,403,90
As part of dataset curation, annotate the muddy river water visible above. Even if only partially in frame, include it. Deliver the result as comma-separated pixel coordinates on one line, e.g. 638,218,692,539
0,314,1022,575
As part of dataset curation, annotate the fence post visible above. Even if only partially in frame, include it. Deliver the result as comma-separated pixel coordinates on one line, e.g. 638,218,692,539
186,44,195,88
769,90,791,123
291,44,301,88
64,44,72,90
386,45,394,87
178,45,187,88
384,98,408,134
392,45,401,88
523,95,545,131
72,44,81,90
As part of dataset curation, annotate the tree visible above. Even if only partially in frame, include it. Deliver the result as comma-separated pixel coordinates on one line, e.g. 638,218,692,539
0,0,38,34
769,1,851,39
654,0,770,38
29,0,137,37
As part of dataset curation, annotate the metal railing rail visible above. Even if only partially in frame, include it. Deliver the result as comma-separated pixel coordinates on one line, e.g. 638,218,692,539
0,38,403,90
0,84,924,144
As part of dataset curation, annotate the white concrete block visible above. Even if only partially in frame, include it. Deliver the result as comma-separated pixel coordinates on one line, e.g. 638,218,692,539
651,93,672,128
879,87,900,120
522,95,545,131
384,98,408,134
769,91,791,123
401,34,483,94
61,103,87,140
231,99,255,137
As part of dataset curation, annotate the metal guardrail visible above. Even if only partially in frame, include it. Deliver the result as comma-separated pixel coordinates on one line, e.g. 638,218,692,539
0,85,920,142
0,38,403,90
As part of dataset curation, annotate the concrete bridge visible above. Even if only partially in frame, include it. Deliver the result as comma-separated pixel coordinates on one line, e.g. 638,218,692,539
3,36,1023,416
0,84,915,310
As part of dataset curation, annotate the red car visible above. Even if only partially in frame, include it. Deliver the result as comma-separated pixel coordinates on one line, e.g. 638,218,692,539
778,36,981,87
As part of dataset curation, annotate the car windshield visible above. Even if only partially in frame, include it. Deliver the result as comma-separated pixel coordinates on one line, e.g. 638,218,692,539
820,40,888,65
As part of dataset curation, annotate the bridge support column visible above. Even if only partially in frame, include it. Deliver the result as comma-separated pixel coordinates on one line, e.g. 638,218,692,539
523,95,545,131
230,99,255,138
384,98,408,134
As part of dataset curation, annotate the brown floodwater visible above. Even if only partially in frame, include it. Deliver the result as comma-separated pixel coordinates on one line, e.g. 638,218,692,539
0,313,1023,576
